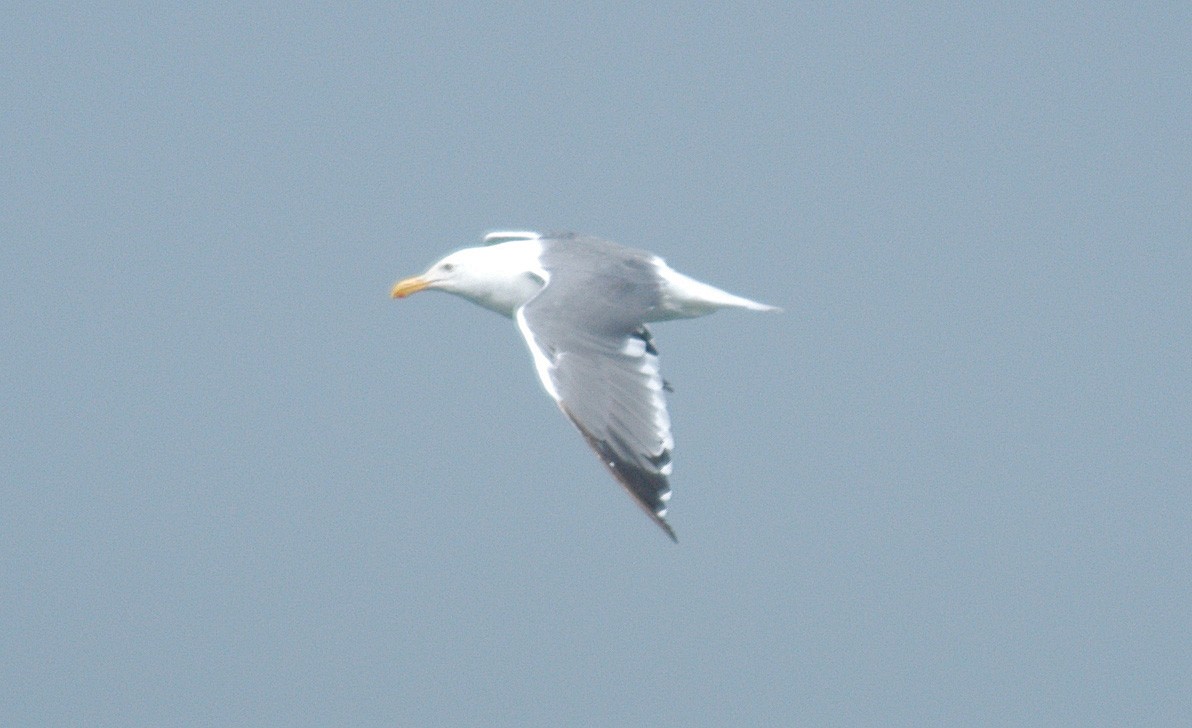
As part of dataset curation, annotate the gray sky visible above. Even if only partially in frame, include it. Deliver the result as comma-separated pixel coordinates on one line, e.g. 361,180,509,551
4,3,1190,726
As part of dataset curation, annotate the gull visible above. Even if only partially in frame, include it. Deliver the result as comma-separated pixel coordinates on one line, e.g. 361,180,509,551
391,231,779,541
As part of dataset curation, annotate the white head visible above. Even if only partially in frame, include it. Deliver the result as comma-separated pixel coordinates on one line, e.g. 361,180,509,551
390,238,548,317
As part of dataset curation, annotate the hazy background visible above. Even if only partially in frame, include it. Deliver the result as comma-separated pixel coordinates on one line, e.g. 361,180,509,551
3,3,1189,725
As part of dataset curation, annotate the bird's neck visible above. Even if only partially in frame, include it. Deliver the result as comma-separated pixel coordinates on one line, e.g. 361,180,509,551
455,240,548,317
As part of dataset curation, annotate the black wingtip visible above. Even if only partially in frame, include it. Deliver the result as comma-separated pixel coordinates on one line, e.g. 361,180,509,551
561,405,680,544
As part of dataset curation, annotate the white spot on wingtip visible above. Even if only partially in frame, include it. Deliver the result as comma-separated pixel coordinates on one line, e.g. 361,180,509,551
622,337,647,357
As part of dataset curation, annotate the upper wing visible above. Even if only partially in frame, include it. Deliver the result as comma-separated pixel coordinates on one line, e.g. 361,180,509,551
514,250,677,540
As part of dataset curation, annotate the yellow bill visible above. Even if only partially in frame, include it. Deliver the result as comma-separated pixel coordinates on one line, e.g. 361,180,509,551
391,276,432,298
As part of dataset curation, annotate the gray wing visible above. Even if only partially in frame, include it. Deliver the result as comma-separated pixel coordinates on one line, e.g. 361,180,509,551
514,238,677,541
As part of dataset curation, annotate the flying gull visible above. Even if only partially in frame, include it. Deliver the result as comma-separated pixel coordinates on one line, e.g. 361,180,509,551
391,231,779,541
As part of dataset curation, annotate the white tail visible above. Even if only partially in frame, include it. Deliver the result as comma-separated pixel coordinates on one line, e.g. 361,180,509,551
652,263,781,320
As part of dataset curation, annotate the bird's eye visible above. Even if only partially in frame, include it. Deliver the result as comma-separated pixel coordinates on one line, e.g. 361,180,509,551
441,263,455,272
